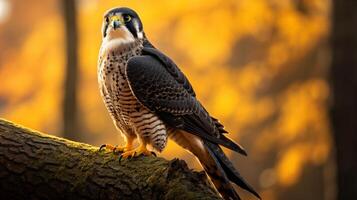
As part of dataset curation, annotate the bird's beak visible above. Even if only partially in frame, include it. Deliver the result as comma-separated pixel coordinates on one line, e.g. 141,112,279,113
111,20,121,30
110,16,123,30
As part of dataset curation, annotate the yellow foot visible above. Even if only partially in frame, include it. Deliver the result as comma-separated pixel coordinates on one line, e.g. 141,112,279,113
119,145,156,161
99,144,133,154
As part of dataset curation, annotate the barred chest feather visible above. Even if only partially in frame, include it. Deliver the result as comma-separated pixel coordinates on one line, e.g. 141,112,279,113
98,40,167,151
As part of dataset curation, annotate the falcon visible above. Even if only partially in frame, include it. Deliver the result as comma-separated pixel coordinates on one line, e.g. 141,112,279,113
98,7,260,200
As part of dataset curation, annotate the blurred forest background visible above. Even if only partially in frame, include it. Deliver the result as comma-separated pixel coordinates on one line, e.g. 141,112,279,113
0,0,355,199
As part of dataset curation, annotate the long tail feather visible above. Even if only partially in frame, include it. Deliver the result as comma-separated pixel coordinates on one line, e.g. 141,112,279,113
204,141,261,199
169,130,260,200
203,141,242,200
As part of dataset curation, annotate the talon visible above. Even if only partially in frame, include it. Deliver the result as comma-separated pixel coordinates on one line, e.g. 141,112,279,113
99,144,106,151
119,142,155,160
99,144,117,152
151,152,157,157
99,144,131,154
112,145,121,155
100,139,135,158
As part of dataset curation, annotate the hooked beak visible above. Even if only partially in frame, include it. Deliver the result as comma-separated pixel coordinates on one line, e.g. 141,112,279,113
109,15,124,30
111,19,121,30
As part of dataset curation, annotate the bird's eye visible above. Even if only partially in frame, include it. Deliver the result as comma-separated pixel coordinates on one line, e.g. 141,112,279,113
124,15,131,22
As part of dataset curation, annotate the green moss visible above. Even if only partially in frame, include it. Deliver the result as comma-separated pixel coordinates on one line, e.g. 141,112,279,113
0,118,222,199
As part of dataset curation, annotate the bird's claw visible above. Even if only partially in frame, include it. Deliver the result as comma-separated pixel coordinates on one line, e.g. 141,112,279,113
99,144,106,151
99,144,125,154
112,145,121,154
118,146,156,162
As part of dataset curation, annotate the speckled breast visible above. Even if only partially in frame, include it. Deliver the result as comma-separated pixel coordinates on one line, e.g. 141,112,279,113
98,43,143,130
98,41,168,151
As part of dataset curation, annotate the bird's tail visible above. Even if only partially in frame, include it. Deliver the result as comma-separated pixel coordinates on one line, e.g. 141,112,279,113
203,140,261,200
169,131,260,200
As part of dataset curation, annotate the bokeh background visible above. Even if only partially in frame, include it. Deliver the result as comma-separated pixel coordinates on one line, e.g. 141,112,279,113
0,0,344,199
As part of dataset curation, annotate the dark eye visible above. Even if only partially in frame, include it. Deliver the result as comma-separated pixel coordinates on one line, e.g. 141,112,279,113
123,15,131,22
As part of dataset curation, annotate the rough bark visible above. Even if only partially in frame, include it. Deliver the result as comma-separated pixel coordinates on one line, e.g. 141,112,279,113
331,0,357,199
0,119,221,200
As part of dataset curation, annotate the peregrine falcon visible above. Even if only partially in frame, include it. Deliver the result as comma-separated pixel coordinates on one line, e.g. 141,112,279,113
98,7,260,200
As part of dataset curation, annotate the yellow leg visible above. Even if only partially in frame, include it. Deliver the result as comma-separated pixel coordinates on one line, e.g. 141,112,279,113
119,141,156,160
99,137,135,154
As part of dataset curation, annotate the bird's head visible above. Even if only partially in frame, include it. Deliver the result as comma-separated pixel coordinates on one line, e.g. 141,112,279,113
101,7,144,43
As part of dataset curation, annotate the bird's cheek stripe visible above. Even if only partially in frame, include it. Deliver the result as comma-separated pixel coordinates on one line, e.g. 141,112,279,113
126,22,138,38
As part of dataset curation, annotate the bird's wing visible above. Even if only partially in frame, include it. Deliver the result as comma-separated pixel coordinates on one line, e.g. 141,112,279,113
142,46,229,135
126,51,246,155
141,47,196,96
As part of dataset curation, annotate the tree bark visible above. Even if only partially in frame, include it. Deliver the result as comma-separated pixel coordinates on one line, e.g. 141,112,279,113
331,0,357,199
0,119,221,200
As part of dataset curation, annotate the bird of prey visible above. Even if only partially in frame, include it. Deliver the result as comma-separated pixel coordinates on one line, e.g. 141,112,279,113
98,7,260,200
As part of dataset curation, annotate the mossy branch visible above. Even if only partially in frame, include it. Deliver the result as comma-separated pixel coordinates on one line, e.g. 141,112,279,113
0,119,222,200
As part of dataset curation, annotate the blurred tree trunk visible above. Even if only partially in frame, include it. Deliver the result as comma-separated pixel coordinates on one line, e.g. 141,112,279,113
331,0,357,199
62,0,80,140
0,119,221,200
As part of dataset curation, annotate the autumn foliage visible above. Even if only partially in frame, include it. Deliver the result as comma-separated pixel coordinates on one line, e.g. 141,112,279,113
0,0,331,199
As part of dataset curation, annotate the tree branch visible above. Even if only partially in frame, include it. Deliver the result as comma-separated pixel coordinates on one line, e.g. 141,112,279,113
0,119,222,200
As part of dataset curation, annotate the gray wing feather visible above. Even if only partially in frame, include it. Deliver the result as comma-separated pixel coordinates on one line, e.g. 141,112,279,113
126,53,246,155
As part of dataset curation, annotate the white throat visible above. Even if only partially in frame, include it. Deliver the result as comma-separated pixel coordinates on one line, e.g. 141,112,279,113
101,26,136,53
